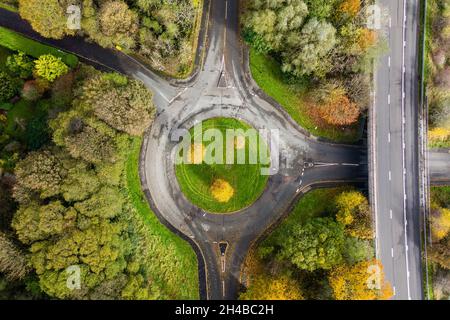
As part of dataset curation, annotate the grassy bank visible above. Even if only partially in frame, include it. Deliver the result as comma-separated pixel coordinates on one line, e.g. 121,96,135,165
249,49,360,143
0,27,78,67
125,137,199,299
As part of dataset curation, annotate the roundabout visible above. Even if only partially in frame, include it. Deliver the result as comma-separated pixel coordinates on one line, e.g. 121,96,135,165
175,117,270,214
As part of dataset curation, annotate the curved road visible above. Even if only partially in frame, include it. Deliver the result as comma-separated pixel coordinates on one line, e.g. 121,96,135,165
3,2,445,300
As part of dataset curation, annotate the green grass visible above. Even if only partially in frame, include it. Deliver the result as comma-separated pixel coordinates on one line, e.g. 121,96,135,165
0,27,78,67
125,137,199,299
175,117,270,213
249,48,360,143
0,3,17,12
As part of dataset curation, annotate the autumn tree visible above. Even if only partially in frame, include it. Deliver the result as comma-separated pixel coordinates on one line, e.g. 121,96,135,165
430,206,450,242
335,191,373,239
13,149,66,201
240,274,304,300
328,259,393,300
79,73,155,135
309,80,360,126
18,0,75,39
338,0,361,18
428,237,450,269
272,217,345,271
0,232,30,281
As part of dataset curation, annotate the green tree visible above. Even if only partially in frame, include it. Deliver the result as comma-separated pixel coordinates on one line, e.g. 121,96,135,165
274,217,345,271
0,71,18,102
281,18,336,77
343,237,374,265
34,55,69,82
6,51,34,79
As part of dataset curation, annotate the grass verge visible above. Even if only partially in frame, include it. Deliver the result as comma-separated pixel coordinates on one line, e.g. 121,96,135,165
0,27,78,67
125,137,199,299
249,48,360,143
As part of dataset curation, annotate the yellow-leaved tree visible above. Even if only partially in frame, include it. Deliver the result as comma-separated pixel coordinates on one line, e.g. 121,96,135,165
328,259,393,300
240,274,304,300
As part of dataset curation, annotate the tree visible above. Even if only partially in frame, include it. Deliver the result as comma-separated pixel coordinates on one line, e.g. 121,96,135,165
428,237,450,269
34,55,69,82
51,111,118,164
275,217,345,271
343,237,374,265
304,0,340,19
338,0,361,17
281,19,337,77
60,162,100,202
6,51,34,79
328,259,393,300
97,1,139,49
240,274,304,300
79,74,156,135
0,71,17,102
0,232,30,281
12,201,76,244
309,81,360,126
18,0,74,39
14,149,66,201
335,191,373,239
430,206,450,242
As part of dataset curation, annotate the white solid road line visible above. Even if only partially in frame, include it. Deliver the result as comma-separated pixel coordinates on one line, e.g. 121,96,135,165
401,0,412,300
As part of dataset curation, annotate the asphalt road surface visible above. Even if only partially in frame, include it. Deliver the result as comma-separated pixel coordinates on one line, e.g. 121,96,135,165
2,1,445,300
373,0,423,300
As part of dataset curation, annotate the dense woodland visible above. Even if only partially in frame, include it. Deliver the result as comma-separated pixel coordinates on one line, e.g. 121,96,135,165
5,0,201,77
242,0,381,130
0,37,199,298
240,188,393,300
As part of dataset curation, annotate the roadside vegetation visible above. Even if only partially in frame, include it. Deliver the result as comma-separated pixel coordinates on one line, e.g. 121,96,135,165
15,0,203,78
426,0,450,148
424,187,450,300
175,118,270,213
242,0,382,143
240,187,393,300
0,33,198,299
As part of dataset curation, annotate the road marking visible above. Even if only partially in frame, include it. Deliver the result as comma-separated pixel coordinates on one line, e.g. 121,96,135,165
391,248,394,257
342,163,359,167
225,0,228,20
388,94,391,105
221,259,225,273
388,56,391,67
388,133,391,143
390,209,393,219
168,87,188,105
222,281,225,297
388,171,391,181
393,286,396,296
